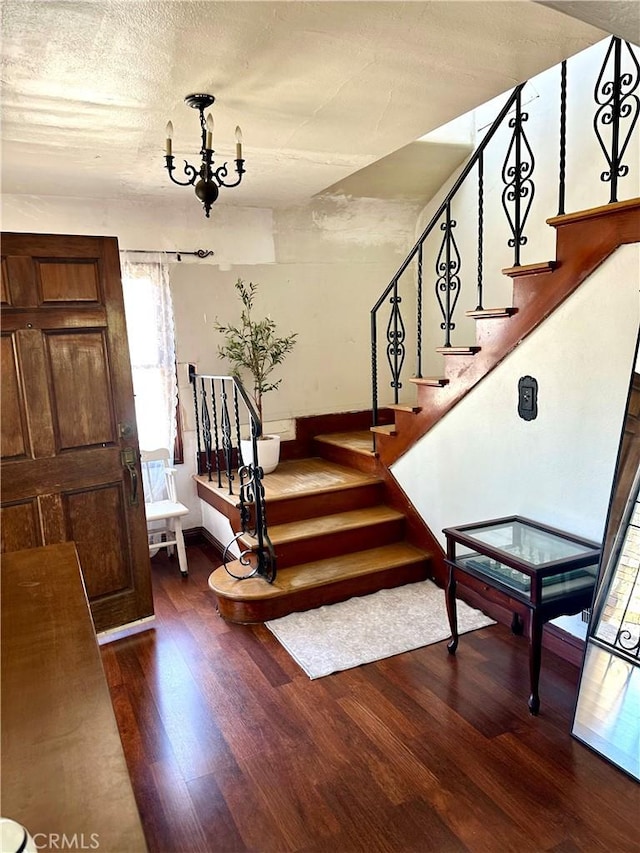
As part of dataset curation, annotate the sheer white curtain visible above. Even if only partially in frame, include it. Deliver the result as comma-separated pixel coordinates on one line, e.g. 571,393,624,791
120,252,177,491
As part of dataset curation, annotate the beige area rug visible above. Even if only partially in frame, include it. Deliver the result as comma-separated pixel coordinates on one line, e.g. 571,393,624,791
266,580,495,679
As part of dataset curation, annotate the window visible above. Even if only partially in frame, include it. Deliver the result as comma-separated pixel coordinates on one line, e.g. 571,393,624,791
120,252,179,460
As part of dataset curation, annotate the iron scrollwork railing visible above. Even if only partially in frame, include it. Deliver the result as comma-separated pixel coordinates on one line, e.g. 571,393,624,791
189,364,276,583
435,202,462,347
370,36,639,436
370,82,525,429
501,86,535,268
594,37,640,204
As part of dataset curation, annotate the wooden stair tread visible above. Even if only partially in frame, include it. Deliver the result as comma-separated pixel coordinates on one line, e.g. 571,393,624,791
435,346,480,355
314,431,376,456
466,307,517,319
209,543,429,601
370,424,397,436
409,376,449,387
195,457,381,507
501,260,555,278
388,403,421,414
241,505,404,547
547,197,640,226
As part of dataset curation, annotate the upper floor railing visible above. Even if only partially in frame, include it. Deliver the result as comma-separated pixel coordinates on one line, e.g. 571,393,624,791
371,37,640,433
189,365,276,583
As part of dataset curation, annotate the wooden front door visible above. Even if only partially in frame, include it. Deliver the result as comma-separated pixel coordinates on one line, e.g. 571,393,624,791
1,233,153,632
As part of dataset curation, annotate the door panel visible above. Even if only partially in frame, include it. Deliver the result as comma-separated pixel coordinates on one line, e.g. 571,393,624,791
38,260,101,303
64,483,132,599
1,334,29,460
1,259,10,305
0,233,153,632
46,330,116,450
0,500,42,552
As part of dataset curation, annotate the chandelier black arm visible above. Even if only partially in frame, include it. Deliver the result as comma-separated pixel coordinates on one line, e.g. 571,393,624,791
213,159,246,189
164,155,200,187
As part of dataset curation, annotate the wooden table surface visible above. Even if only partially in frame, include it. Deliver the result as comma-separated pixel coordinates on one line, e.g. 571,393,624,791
1,542,147,853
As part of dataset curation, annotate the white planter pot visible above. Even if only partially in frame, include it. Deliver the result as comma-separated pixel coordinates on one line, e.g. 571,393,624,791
240,434,281,475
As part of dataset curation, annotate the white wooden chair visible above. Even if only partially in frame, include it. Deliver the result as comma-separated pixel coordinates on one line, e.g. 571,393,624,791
140,448,189,577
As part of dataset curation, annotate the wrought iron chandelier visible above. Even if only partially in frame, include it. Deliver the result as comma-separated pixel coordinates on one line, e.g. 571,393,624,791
164,94,245,218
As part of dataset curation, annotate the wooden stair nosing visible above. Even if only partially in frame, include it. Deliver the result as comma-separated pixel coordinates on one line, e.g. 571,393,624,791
409,376,450,387
370,424,397,436
466,307,518,319
435,346,481,355
546,197,640,227
388,404,421,414
501,260,556,278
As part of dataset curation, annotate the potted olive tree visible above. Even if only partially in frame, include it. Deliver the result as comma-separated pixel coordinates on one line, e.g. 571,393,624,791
214,278,297,474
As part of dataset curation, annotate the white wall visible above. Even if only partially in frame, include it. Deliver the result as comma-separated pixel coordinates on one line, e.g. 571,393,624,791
392,245,640,637
2,189,420,534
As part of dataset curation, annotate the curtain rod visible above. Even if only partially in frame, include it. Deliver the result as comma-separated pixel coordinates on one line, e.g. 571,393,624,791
123,249,215,262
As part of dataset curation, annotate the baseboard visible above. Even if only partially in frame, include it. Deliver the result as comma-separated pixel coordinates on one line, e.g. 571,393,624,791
97,615,156,645
184,525,225,555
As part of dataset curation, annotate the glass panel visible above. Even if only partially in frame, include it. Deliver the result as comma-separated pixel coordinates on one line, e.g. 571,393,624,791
540,563,599,601
459,554,598,601
470,520,590,564
460,553,532,597
593,486,640,657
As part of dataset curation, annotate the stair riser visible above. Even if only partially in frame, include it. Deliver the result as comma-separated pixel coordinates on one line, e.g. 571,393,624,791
313,439,379,474
245,516,407,569
263,483,386,526
214,559,431,623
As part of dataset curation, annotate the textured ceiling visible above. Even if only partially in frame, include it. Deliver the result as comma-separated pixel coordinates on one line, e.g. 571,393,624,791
0,1,610,209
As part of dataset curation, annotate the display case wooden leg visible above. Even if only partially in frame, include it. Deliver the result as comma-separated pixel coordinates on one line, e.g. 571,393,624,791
528,614,543,715
446,565,459,655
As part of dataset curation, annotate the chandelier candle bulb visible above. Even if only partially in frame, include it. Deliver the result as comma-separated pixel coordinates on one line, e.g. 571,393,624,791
165,121,173,156
235,125,243,160
206,113,214,150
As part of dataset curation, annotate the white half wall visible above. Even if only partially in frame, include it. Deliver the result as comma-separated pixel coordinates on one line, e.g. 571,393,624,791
392,244,640,637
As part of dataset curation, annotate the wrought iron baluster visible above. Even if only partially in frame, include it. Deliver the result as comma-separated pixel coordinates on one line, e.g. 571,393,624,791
386,279,405,404
501,88,535,266
416,244,423,379
371,313,379,452
219,379,234,495
233,384,242,471
558,60,567,216
593,37,640,204
435,203,461,348
200,378,212,482
190,369,277,584
189,365,203,475
210,378,222,488
476,152,484,310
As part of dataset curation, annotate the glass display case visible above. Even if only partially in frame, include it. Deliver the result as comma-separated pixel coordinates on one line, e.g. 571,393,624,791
444,516,600,714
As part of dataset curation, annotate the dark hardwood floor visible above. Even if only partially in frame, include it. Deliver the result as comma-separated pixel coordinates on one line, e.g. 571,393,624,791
102,545,639,853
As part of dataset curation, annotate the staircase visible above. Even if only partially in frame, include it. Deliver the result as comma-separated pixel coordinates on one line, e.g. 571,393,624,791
373,199,640,467
192,37,640,624
197,438,431,623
